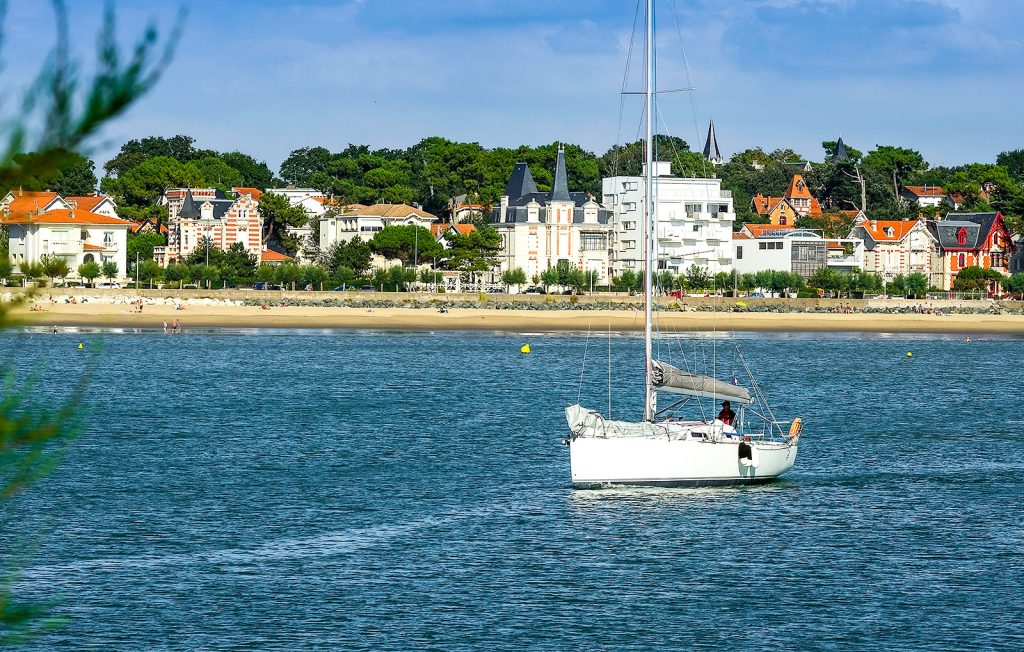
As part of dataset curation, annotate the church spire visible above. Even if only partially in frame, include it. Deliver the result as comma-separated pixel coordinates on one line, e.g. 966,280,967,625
832,136,850,162
551,145,571,201
703,120,723,165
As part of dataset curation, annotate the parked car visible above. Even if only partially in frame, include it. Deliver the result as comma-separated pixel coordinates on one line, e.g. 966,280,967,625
252,282,282,290
358,285,376,292
56,281,83,288
669,290,683,298
523,286,545,294
96,281,121,289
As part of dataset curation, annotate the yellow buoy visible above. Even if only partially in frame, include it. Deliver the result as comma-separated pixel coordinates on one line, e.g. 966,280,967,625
906,352,913,358
78,343,84,350
520,344,531,354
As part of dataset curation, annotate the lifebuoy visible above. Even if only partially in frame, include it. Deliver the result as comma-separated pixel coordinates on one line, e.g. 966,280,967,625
788,418,803,440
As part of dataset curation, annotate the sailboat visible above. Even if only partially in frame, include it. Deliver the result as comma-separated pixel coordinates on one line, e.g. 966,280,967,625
564,0,802,488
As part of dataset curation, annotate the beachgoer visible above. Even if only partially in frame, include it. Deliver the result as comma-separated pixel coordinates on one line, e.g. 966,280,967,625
52,325,58,334
717,401,736,426
163,320,168,334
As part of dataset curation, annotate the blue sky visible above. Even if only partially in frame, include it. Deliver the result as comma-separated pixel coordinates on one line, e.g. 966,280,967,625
5,0,1023,174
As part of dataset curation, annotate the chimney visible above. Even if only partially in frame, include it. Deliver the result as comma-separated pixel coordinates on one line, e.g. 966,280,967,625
870,220,877,229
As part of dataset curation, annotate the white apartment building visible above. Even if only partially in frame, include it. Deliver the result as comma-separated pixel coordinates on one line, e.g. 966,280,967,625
603,163,735,276
733,225,864,277
319,203,437,251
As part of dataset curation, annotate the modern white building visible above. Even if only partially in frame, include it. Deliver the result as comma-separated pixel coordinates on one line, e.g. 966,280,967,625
733,224,864,277
603,162,735,276
491,148,613,283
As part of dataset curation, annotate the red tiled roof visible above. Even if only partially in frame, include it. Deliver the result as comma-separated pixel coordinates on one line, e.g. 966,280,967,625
733,232,751,240
130,219,169,235
858,220,919,242
431,223,476,238
261,249,293,262
233,187,263,201
65,195,110,211
1,208,132,226
785,174,813,200
741,223,795,238
751,195,784,216
4,191,63,215
904,185,946,197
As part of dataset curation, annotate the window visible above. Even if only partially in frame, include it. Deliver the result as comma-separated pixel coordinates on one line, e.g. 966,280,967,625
780,215,787,225
623,181,638,191
103,231,114,248
581,233,605,251
736,246,743,260
692,225,700,232
958,253,966,267
992,253,1004,268
360,225,383,232
759,242,767,250
685,203,702,216
624,202,637,212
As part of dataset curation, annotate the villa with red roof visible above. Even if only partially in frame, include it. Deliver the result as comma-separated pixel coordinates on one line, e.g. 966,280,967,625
2,189,133,281
750,174,822,226
926,212,1013,292
900,186,950,209
848,217,940,287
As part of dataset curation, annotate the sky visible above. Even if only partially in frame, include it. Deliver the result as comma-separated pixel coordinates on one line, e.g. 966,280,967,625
4,0,1023,175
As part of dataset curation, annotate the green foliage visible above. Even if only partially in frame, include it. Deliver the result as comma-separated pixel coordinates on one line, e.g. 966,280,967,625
259,192,309,254
996,150,1024,184
126,231,166,262
193,156,243,191
501,267,527,289
256,263,277,283
862,145,927,201
1005,272,1024,296
219,151,274,188
2,149,97,196
953,266,1005,292
822,140,864,162
612,269,642,292
101,156,205,207
77,261,100,285
274,262,301,289
440,225,501,272
40,255,71,284
905,272,929,298
101,260,119,282
104,135,205,177
598,135,694,177
539,266,559,291
321,238,372,275
137,260,161,287
684,265,712,291
369,225,442,265
0,257,11,283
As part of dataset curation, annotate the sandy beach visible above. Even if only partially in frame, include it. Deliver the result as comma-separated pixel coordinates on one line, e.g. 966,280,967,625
10,299,1024,334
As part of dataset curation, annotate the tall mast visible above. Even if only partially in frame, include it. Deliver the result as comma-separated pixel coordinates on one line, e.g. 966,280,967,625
643,0,655,422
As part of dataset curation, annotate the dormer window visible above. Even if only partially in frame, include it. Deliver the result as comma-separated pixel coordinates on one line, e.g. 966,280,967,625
201,202,213,219
885,227,894,238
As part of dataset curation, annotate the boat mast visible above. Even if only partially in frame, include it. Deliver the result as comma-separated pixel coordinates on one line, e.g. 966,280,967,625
643,0,655,422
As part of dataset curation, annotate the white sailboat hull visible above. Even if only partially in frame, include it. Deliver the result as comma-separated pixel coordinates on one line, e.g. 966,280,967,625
569,436,798,488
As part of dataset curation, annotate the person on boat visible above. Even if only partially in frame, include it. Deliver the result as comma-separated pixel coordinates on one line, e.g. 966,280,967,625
717,401,736,426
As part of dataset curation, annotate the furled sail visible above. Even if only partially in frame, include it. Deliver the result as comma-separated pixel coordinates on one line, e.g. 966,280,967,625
651,361,753,404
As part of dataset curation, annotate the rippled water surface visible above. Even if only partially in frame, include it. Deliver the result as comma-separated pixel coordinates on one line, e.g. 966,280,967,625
2,328,1022,650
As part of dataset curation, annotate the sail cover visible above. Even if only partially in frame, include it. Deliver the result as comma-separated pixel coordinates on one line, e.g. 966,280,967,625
651,361,753,404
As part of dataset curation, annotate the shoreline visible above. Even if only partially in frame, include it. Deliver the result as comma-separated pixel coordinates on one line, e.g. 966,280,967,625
11,303,1024,334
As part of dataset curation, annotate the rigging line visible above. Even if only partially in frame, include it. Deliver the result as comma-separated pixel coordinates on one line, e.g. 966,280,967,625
612,0,643,179
668,0,709,180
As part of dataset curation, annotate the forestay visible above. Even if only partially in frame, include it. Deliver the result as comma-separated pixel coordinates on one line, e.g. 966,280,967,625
651,361,753,404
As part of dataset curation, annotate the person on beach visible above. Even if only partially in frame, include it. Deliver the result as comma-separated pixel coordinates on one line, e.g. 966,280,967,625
163,320,168,334
52,325,58,334
717,401,736,426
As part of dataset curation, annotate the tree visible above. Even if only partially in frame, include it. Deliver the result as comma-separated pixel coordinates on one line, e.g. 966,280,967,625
369,225,442,265
100,155,205,207
3,149,97,196
41,255,70,286
219,151,274,188
996,150,1024,184
77,261,101,287
193,156,243,191
0,257,11,284
101,260,119,283
953,266,1005,293
275,262,301,290
321,238,372,275
126,231,166,263
279,146,333,187
104,134,205,177
1005,272,1024,297
138,260,161,288
501,267,527,291
539,266,559,292
163,262,185,287
863,146,928,202
905,272,929,298
684,265,711,292
220,242,258,280
258,191,309,253
440,226,502,277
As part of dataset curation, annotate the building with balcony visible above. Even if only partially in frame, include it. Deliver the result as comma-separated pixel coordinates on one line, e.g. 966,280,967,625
491,148,612,283
849,218,941,288
604,162,735,276
733,224,864,278
319,203,437,252
3,208,132,280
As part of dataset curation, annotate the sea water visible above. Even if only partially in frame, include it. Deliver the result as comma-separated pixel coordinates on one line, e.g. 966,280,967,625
1,328,1022,651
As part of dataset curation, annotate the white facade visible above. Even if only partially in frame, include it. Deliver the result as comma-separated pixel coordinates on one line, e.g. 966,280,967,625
319,204,437,255
6,213,131,281
604,163,736,276
493,200,612,283
733,229,864,277
265,188,327,260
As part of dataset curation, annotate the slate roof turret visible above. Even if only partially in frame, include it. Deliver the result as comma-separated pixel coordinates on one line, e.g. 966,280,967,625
551,146,571,202
702,120,723,164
